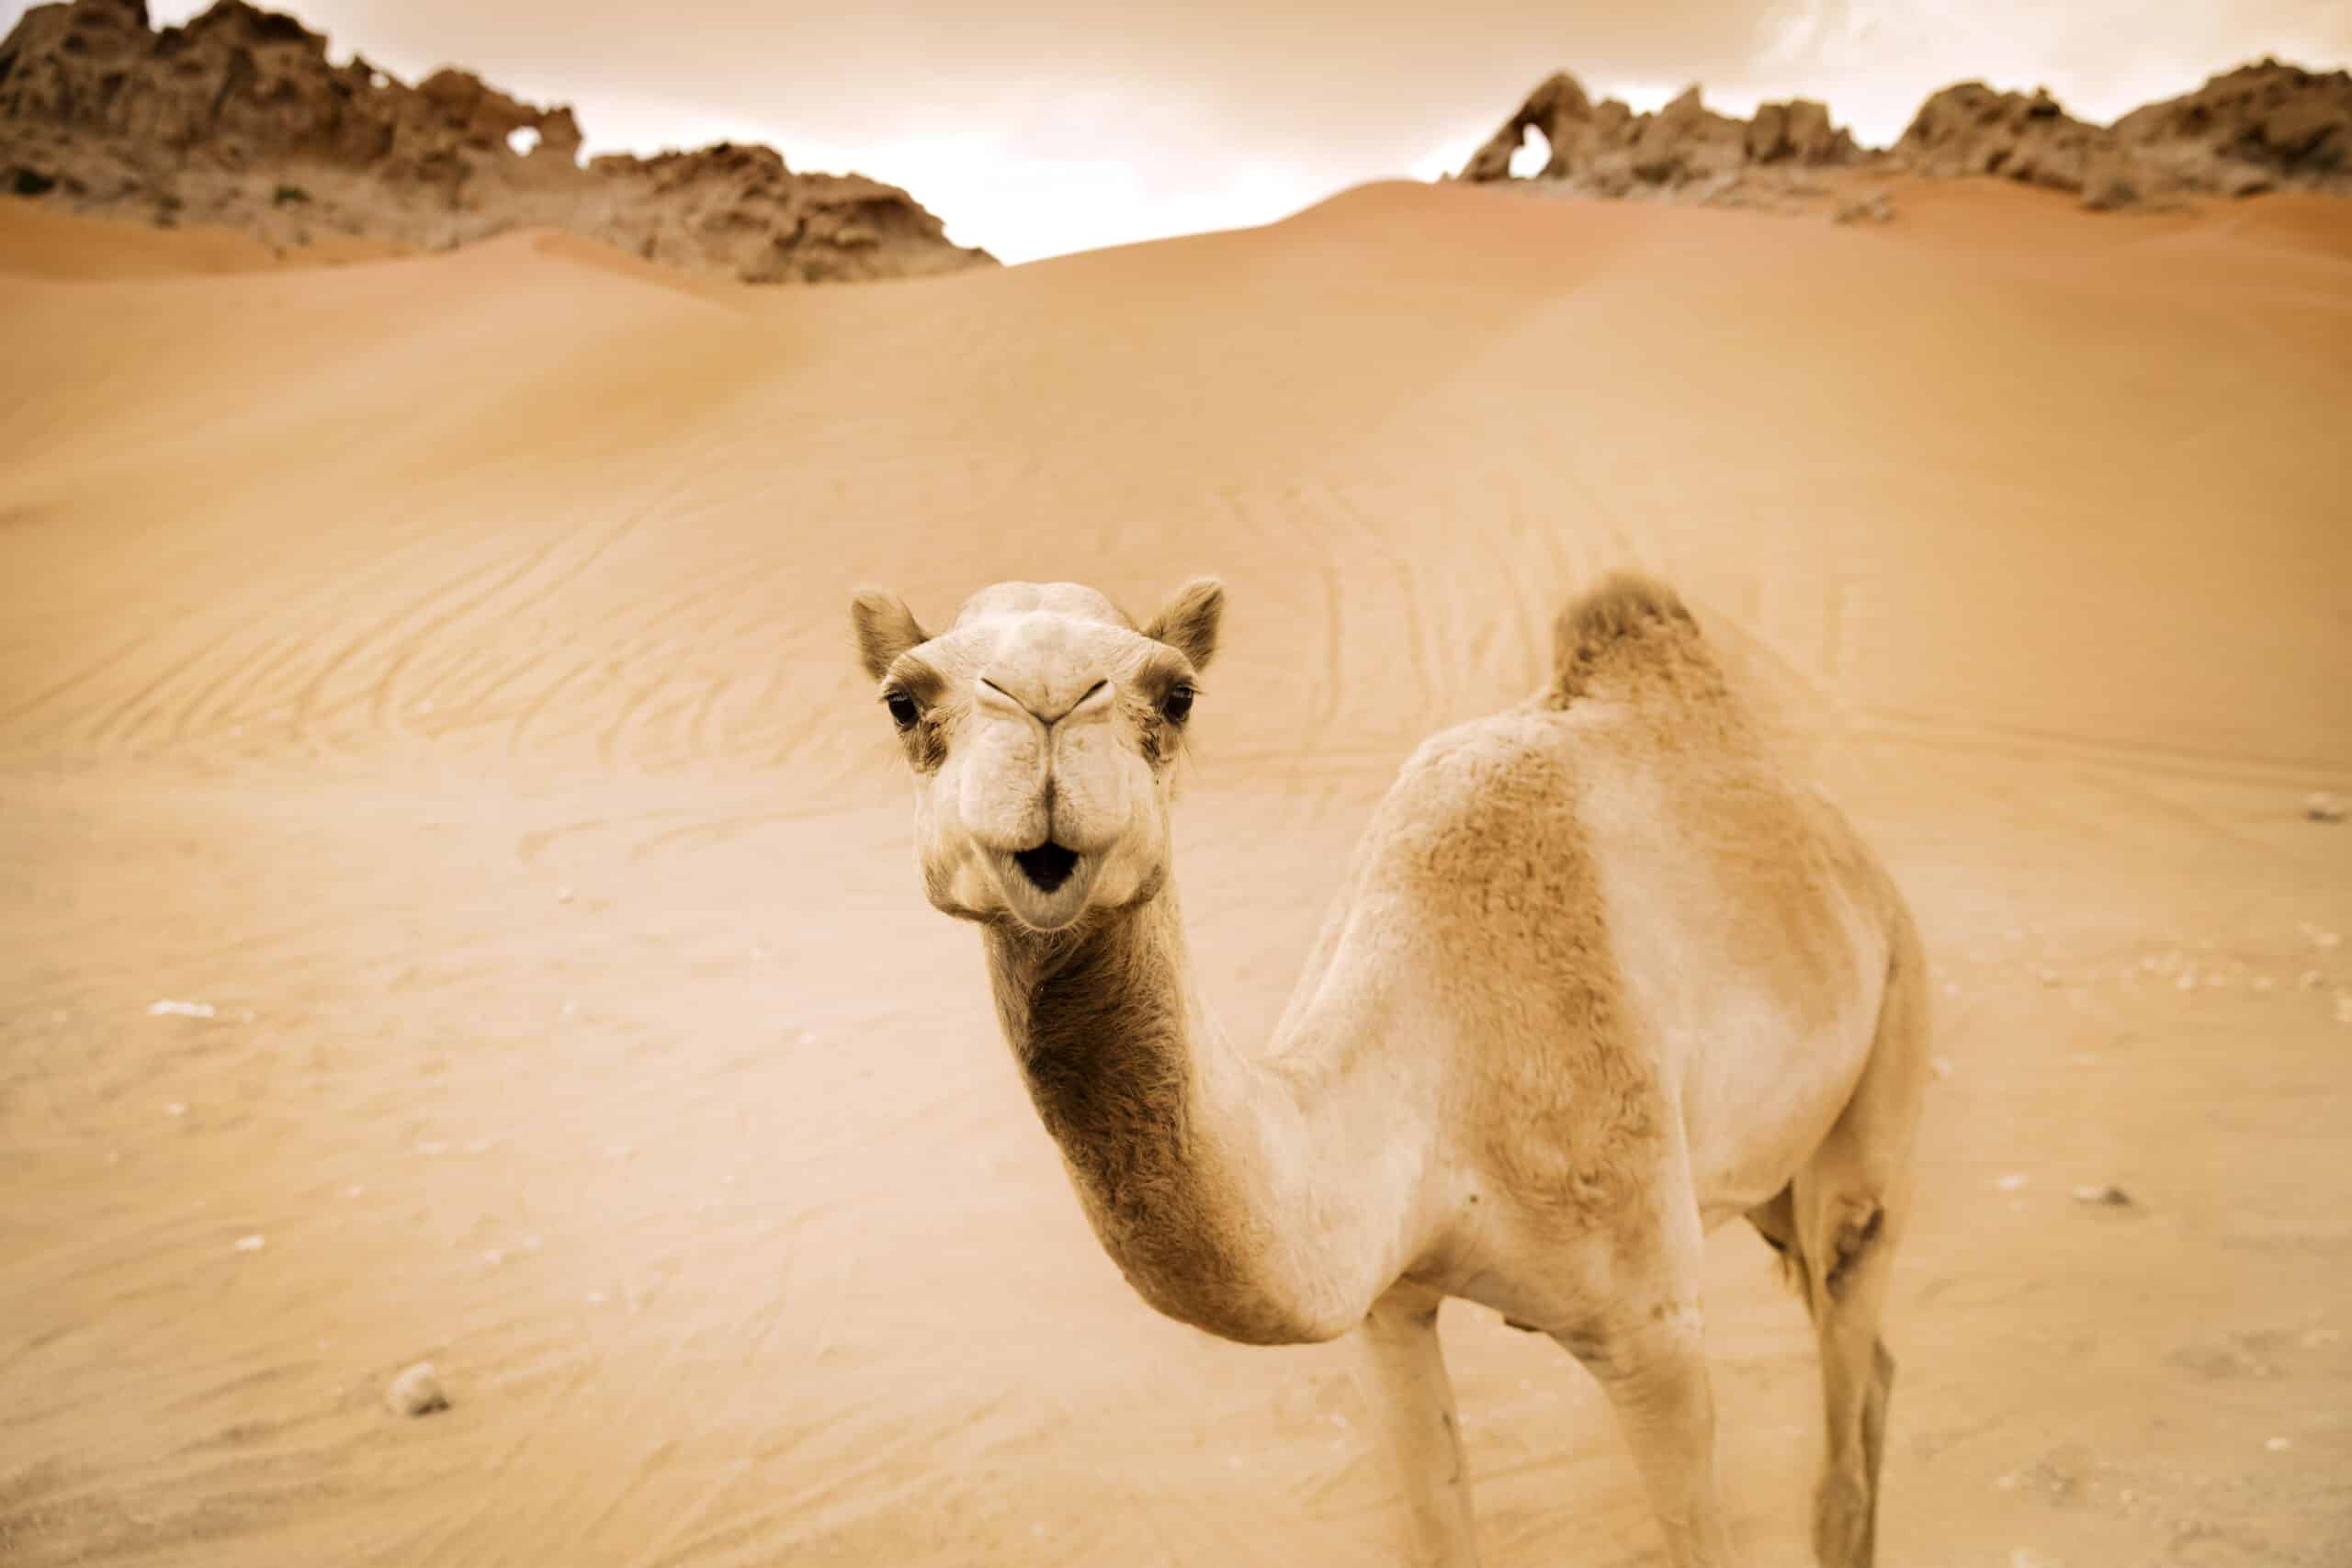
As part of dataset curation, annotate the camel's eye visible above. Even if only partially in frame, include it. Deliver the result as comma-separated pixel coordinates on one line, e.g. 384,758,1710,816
1160,683,1195,725
884,690,920,731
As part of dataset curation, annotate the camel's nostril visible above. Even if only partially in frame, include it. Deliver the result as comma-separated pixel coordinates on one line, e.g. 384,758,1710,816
1012,841,1080,893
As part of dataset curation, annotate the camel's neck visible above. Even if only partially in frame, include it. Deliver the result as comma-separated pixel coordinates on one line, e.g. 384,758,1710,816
982,886,1427,1345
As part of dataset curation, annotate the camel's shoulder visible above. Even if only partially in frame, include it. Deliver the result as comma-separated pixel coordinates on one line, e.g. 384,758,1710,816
1355,705,1606,905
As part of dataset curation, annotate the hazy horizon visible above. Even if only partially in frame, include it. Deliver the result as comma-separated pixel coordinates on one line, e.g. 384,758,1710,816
6,0,2347,261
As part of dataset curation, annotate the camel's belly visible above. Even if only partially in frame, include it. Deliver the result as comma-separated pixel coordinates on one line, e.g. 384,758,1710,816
1673,933,1887,1224
1685,1024,1878,1226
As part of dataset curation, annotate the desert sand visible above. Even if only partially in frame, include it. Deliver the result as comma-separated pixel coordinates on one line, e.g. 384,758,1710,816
3,175,2349,1565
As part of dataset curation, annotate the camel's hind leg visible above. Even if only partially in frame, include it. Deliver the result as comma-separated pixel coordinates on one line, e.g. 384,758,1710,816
1758,914,1930,1568
1353,1281,1480,1567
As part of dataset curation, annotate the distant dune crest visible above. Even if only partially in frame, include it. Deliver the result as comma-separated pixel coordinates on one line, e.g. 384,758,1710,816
1461,60,2352,212
0,0,996,283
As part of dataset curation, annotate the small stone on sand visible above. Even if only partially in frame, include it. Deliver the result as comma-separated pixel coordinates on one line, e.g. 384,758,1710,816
147,999,215,1018
164,1101,187,1117
1929,1055,1954,1079
2266,1435,2292,1452
2306,792,2345,823
2071,1183,2132,1207
385,1361,448,1417
233,1234,265,1252
1995,1173,2030,1191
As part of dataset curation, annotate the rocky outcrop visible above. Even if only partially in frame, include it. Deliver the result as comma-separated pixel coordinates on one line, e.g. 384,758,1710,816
2109,60,2351,198
0,0,995,283
1458,73,1860,201
1460,60,2352,214
1891,61,2350,206
1891,84,2122,193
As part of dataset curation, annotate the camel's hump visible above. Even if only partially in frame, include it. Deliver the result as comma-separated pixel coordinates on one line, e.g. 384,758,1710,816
1550,572,1703,701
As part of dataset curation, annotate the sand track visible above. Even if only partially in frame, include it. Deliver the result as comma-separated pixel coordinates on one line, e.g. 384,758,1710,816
3,179,2349,1565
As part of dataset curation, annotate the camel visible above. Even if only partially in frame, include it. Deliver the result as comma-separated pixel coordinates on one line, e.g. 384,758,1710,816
847,571,1929,1568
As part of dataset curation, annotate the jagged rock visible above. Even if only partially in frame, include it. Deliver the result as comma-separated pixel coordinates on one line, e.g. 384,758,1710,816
1459,72,1592,184
1458,71,1861,202
1892,82,2119,194
1461,58,2350,217
2081,153,2142,211
0,0,994,284
1894,63,2351,207
1781,101,1849,164
1630,87,1738,185
1831,192,1894,224
2111,60,2351,197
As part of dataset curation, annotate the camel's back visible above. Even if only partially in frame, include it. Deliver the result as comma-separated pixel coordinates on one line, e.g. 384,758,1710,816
1352,576,1902,1222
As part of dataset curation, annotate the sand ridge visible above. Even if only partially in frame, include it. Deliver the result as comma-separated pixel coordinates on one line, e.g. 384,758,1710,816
2,178,2349,1565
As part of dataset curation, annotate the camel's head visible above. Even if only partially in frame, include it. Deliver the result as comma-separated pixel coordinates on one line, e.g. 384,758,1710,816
848,578,1222,932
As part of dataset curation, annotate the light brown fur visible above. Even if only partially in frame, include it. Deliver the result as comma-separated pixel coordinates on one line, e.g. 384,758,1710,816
849,570,1929,1567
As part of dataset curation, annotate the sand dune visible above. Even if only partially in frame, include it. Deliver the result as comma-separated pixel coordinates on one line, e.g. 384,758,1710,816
3,178,2349,1566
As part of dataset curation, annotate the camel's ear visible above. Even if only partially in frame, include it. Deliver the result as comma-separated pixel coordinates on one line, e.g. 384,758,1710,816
850,591,930,682
1145,577,1224,673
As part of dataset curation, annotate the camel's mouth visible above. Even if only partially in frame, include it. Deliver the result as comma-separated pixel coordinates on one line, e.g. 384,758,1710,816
1012,840,1081,894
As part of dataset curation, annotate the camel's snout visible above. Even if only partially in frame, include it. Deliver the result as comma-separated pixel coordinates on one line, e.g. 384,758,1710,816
876,591,1202,932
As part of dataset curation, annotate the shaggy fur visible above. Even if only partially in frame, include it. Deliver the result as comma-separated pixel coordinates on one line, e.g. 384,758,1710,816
1549,570,1701,701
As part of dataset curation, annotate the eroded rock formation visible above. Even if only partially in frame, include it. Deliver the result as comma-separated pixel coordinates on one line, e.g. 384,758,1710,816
1893,84,2120,192
0,0,996,282
2110,59,2351,197
1460,60,2352,213
1457,73,1860,203
1894,62,2351,206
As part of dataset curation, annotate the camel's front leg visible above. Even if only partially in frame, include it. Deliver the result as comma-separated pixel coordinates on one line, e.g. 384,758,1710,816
1352,1282,1479,1567
1552,1290,1744,1568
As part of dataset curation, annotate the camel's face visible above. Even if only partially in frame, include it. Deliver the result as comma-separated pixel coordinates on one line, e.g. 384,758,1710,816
849,579,1223,932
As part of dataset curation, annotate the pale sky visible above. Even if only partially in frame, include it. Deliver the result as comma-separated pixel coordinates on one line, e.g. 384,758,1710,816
17,1,2352,262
